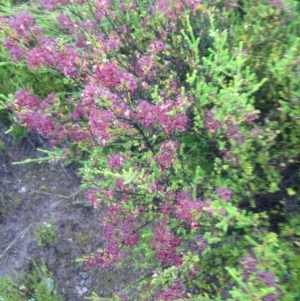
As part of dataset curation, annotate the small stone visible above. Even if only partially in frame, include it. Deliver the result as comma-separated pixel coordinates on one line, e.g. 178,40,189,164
81,287,88,294
19,186,26,193
85,277,92,287
80,280,85,286
79,272,88,279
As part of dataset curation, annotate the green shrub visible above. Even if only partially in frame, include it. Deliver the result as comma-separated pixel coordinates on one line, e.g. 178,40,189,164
0,260,62,301
34,221,58,247
0,0,299,300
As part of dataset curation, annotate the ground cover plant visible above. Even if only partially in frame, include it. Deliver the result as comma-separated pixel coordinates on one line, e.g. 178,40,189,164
0,0,300,300
0,260,62,301
34,220,58,248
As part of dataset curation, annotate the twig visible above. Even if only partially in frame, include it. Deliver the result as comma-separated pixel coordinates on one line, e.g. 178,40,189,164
30,189,76,198
0,223,33,260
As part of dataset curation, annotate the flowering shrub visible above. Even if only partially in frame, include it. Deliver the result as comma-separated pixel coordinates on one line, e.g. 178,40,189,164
1,0,300,300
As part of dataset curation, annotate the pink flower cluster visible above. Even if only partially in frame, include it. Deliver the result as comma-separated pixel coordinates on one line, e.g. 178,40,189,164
40,0,69,11
241,252,260,277
87,204,140,268
86,188,100,208
108,152,126,169
215,187,233,201
205,111,222,134
85,241,122,269
26,38,59,68
26,39,81,77
17,112,55,138
154,279,187,301
3,12,43,63
136,55,156,80
175,191,204,224
191,237,207,253
70,123,91,142
257,271,282,301
88,107,113,146
189,266,200,279
155,140,179,171
13,89,60,139
205,109,259,143
135,101,158,128
151,220,182,266
240,252,282,301
81,84,118,106
221,149,241,166
3,38,26,60
225,122,243,141
269,0,285,9
150,0,199,24
148,40,166,53
8,12,36,39
57,12,75,35
119,215,140,246
92,62,137,93
14,88,40,108
134,100,189,134
224,0,239,9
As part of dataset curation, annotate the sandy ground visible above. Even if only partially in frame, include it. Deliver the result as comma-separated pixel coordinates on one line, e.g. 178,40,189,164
0,122,142,300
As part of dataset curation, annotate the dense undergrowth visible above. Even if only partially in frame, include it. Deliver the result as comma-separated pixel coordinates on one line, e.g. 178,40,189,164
0,0,300,300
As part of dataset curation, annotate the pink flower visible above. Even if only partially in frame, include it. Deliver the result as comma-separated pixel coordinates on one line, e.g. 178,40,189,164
154,279,186,300
148,40,166,53
4,38,26,61
57,12,75,34
216,187,232,201
14,89,40,109
40,0,69,11
108,152,125,169
155,140,179,170
191,237,207,253
175,191,204,224
151,220,182,266
9,12,35,39
269,0,285,9
86,188,100,208
205,111,222,133
88,108,113,145
136,55,155,79
135,101,158,128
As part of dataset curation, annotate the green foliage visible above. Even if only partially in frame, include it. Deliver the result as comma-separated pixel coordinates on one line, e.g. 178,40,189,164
1,0,300,300
0,260,62,301
0,0,72,138
34,220,58,247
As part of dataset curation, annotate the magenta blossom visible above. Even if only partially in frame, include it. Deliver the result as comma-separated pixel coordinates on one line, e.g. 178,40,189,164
216,187,233,201
108,152,126,169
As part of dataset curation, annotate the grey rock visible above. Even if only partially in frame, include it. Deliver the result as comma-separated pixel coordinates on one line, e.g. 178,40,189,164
79,271,88,279
85,277,92,287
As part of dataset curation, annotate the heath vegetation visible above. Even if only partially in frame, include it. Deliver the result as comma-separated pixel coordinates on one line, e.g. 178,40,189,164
1,0,300,300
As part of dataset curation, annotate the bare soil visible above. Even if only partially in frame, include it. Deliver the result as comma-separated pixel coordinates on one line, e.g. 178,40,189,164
0,122,140,300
